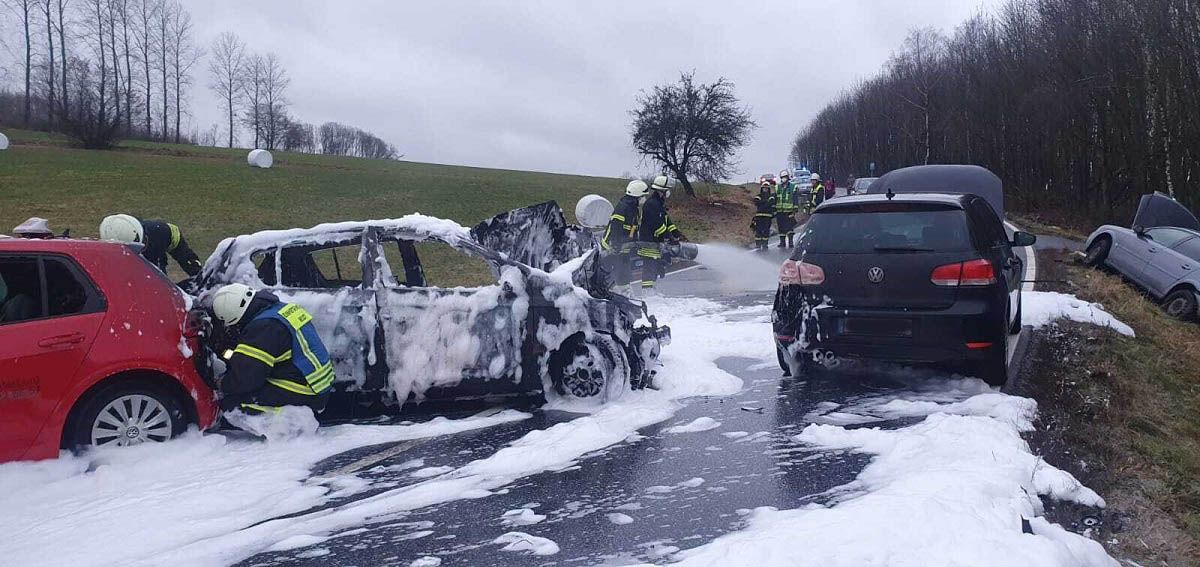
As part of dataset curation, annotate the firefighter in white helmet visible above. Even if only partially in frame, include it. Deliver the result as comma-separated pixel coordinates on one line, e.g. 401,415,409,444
634,176,687,290
773,170,801,248
805,173,826,213
601,180,649,286
99,214,202,277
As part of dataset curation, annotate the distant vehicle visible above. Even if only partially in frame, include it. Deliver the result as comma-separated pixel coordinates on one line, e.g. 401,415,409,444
759,173,777,185
773,165,1035,386
192,202,671,411
852,177,878,195
0,237,219,463
1083,192,1200,320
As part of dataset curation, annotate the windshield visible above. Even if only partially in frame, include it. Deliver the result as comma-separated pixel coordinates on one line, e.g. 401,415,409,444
795,204,971,254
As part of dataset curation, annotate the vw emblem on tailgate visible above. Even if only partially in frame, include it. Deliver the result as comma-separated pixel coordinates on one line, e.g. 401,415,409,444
867,266,885,283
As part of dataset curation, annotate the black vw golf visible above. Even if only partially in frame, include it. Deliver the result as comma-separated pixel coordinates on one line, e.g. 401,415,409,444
772,165,1036,385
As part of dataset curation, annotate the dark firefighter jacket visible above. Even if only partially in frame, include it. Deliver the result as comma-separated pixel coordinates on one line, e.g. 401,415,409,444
638,194,683,244
807,183,826,210
141,219,202,276
754,191,776,216
602,195,642,251
220,291,333,412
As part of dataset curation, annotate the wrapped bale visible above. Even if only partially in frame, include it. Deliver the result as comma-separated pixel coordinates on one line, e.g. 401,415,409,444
574,194,614,229
0,132,9,150
247,148,273,168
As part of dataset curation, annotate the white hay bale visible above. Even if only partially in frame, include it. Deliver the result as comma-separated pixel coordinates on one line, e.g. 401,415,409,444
247,148,273,168
575,194,614,229
0,132,9,150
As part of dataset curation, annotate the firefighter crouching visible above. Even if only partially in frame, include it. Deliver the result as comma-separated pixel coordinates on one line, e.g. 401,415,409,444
773,169,801,248
752,182,775,251
601,180,648,288
635,176,687,291
210,284,334,416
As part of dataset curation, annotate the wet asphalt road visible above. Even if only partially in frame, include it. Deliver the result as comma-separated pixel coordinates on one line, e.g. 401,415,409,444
239,237,1049,567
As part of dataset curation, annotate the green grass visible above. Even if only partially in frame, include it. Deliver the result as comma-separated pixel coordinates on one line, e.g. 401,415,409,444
0,128,743,284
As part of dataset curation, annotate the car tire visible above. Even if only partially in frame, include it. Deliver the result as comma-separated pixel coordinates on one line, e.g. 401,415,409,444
548,334,630,403
1161,289,1198,321
1084,236,1111,267
777,345,792,376
66,380,189,451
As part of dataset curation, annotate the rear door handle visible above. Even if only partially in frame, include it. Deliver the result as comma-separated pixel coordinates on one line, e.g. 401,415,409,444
1184,264,1193,271
38,332,86,348
1149,247,1159,253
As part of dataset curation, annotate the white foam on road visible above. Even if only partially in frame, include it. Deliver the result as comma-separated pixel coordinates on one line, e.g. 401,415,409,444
665,416,722,434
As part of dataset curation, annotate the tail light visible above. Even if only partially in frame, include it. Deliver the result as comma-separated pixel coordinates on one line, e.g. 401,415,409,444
930,259,996,287
780,260,825,285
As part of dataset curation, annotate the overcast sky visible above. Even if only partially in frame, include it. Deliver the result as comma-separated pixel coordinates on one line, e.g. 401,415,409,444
11,1,996,180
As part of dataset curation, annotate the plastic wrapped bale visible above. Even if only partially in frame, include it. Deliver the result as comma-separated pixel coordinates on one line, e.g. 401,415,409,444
0,132,9,150
574,195,614,229
247,148,273,168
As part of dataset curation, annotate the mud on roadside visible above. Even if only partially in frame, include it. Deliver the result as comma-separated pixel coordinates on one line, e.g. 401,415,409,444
1013,249,1198,566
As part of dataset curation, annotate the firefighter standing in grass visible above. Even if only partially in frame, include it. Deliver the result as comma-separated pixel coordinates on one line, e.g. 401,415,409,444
210,284,334,416
602,180,648,287
636,176,686,291
751,182,775,251
773,169,801,248
99,214,203,277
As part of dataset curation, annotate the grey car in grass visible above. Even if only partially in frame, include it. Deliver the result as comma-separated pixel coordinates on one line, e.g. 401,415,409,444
1084,192,1200,320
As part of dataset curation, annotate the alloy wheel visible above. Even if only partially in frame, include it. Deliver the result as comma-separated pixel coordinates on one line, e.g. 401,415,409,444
90,394,173,447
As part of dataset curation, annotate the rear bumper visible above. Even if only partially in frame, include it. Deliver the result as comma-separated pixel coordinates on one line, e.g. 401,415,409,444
773,292,1004,365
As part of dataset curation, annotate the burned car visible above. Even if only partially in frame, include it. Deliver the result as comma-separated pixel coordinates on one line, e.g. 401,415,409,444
1084,192,1200,320
190,202,670,410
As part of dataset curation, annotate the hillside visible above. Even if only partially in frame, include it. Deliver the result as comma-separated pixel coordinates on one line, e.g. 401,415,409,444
0,129,753,283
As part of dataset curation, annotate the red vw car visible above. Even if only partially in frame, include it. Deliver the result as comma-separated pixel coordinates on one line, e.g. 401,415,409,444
0,237,219,462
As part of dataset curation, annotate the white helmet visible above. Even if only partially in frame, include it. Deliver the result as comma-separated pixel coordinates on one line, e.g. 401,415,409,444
625,180,650,198
779,169,791,179
810,173,821,182
99,214,144,244
650,175,675,192
212,283,257,326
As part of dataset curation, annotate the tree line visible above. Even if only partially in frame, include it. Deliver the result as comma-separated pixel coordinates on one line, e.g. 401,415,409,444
0,2,397,158
791,0,1200,227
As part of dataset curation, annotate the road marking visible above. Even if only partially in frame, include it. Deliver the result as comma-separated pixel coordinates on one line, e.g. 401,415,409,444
1004,220,1037,292
665,264,704,276
323,439,423,477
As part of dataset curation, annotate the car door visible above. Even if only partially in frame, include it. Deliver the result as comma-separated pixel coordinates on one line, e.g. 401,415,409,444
1135,228,1195,297
372,235,526,402
969,198,1021,324
0,255,105,461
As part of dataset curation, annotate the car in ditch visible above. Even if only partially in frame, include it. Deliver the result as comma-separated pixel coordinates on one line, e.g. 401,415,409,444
1083,192,1200,320
1,235,220,462
190,202,671,412
772,165,1036,386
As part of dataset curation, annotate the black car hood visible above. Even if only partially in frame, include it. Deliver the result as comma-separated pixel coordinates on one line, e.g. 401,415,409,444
1132,192,1199,232
470,201,596,273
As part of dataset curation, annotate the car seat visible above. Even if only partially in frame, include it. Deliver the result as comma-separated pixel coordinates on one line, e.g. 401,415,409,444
0,272,37,323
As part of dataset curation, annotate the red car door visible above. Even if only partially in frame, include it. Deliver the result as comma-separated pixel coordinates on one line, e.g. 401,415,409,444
0,255,104,461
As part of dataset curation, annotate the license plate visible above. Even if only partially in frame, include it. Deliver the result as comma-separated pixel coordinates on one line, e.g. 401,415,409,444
840,317,913,337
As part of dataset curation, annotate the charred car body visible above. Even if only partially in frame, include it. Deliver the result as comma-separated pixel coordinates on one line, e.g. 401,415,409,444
1084,192,1200,320
191,202,670,411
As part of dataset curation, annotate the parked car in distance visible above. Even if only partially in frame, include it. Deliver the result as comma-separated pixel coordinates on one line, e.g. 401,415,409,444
851,177,878,195
0,237,219,463
773,165,1035,386
1083,192,1200,320
191,202,671,413
759,173,777,186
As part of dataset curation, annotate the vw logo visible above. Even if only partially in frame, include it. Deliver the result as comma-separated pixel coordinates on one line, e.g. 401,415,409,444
867,266,885,283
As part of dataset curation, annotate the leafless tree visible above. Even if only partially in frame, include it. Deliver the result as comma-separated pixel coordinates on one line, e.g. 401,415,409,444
131,0,156,136
55,0,67,116
260,52,287,150
630,72,756,196
6,0,35,125
165,2,196,142
207,30,244,147
39,0,54,129
242,52,261,147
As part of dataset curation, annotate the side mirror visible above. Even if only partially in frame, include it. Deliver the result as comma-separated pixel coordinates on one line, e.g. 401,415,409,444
1133,225,1146,236
1010,231,1037,248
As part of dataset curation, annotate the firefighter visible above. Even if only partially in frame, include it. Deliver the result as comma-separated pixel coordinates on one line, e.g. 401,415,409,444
602,180,648,287
806,173,826,213
210,283,334,415
751,182,775,251
99,214,203,277
773,169,801,248
636,175,686,291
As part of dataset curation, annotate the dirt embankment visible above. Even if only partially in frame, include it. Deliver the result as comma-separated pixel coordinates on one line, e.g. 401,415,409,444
1015,249,1200,566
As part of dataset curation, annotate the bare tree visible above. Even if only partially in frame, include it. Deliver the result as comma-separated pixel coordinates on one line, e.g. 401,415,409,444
260,52,288,150
39,0,54,129
165,2,195,142
155,0,167,137
630,72,756,196
207,31,244,147
242,52,262,147
132,0,157,136
7,0,35,125
117,0,132,133
56,0,67,116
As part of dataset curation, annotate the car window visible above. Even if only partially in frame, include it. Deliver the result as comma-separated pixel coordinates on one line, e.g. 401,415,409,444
0,257,43,325
797,204,972,254
1145,228,1192,248
272,242,364,289
381,239,495,288
967,198,1008,249
43,258,90,317
1171,237,1200,262
308,245,364,287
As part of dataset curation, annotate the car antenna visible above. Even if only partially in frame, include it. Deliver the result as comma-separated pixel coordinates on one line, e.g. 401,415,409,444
886,188,895,201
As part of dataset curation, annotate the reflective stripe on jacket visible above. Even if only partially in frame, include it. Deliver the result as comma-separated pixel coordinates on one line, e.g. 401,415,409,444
774,182,799,212
244,303,334,396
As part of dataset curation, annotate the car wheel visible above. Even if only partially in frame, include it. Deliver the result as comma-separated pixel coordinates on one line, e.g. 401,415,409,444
1084,236,1111,267
776,345,792,376
67,381,188,450
1161,289,1198,321
549,334,630,403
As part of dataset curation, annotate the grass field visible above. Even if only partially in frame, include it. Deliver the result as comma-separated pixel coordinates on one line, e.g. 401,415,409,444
0,129,753,284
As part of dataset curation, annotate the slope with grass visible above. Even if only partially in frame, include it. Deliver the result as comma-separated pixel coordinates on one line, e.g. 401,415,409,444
0,129,753,283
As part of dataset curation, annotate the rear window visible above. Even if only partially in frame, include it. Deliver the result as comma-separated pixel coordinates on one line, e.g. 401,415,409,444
796,204,971,254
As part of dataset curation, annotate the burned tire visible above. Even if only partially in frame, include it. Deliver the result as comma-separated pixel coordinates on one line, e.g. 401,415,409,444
776,345,792,376
1162,289,1198,321
1084,236,1111,267
549,334,630,403
66,380,189,451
